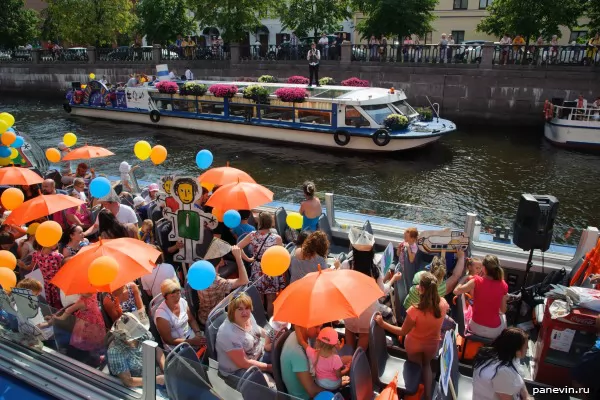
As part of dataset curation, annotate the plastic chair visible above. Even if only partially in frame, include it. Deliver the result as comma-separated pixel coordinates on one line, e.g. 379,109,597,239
271,329,292,392
184,282,200,322
205,310,226,361
274,207,288,242
237,366,277,399
350,348,378,400
317,214,346,255
165,342,219,400
195,227,214,260
454,294,492,361
149,293,165,319
368,314,421,395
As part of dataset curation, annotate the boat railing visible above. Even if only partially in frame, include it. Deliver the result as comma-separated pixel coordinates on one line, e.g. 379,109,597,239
551,104,600,122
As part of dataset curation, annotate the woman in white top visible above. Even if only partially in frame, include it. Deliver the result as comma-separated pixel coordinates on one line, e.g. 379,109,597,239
472,327,532,400
154,279,204,352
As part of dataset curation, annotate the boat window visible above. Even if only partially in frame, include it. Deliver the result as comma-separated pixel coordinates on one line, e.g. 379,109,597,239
392,100,418,116
260,106,294,122
345,106,370,127
172,99,197,113
362,103,393,125
198,102,224,115
297,109,331,125
155,99,173,111
229,103,256,119
312,89,349,99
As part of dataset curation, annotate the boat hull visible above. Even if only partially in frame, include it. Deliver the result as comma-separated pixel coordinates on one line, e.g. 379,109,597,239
68,107,449,152
544,119,600,151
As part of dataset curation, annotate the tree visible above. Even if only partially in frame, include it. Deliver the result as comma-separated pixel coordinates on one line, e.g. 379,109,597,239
588,0,600,36
351,0,436,41
277,0,352,38
137,0,196,45
476,0,584,43
44,0,137,46
188,0,278,43
0,0,40,49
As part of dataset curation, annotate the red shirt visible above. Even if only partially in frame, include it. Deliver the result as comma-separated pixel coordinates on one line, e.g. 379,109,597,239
472,275,508,328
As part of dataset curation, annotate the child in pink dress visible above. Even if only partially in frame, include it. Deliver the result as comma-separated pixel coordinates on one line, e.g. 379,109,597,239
55,293,106,355
305,327,348,390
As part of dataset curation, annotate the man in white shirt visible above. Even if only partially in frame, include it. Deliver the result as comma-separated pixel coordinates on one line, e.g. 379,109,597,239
307,42,321,87
141,256,179,298
168,70,176,80
184,67,193,81
83,190,139,237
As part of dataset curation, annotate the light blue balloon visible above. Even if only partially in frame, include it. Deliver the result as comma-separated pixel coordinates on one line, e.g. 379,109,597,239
11,136,24,148
195,149,213,170
89,177,111,198
0,146,11,158
188,260,216,290
6,127,15,133
314,392,335,400
223,210,241,229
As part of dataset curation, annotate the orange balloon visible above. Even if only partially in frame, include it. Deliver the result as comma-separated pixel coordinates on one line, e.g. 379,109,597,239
150,145,167,165
88,256,119,287
212,207,224,222
0,268,16,292
0,250,17,271
46,148,61,163
35,220,63,247
261,246,291,277
1,131,16,146
1,187,24,210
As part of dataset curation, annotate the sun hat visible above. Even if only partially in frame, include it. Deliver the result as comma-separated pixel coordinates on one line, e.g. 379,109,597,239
111,312,148,341
148,183,159,192
133,196,145,207
119,161,131,174
317,327,339,345
348,227,375,251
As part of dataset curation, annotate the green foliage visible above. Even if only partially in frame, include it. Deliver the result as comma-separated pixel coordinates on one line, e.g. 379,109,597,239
351,0,436,40
243,84,270,104
319,77,336,85
137,0,196,45
258,75,277,83
44,0,137,46
180,82,208,96
588,0,600,36
0,0,40,48
476,0,584,42
188,0,278,43
416,107,433,121
277,0,351,38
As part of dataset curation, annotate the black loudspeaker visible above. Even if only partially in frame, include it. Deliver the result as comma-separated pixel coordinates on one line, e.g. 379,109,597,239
513,194,559,252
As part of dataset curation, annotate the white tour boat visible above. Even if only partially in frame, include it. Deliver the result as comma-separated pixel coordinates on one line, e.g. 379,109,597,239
544,99,600,151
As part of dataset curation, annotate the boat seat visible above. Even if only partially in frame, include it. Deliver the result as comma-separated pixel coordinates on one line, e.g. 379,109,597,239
244,285,270,331
369,314,421,395
236,366,278,399
391,277,408,326
271,329,292,393
217,259,237,279
184,282,200,322
318,214,347,255
164,342,219,400
350,348,378,400
205,310,227,361
274,207,288,243
149,293,165,319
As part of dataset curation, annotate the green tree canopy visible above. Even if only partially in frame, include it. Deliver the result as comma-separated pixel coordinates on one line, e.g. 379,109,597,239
476,0,584,43
277,0,352,38
188,0,278,43
587,0,600,36
352,0,436,41
44,0,137,46
0,0,40,49
137,0,196,45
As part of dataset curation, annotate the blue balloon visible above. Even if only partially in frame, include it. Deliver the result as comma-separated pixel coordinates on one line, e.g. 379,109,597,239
89,177,111,198
223,210,241,229
195,149,213,170
314,392,335,400
6,128,15,133
188,260,216,290
11,136,24,148
0,146,11,158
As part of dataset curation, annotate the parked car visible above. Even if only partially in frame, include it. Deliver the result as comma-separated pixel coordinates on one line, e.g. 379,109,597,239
454,40,493,63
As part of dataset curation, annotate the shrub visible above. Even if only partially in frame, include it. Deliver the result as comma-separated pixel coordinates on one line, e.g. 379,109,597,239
155,81,179,94
258,75,278,83
341,77,370,87
287,76,310,85
319,77,336,86
274,87,309,103
416,107,433,122
209,84,239,98
180,82,208,96
383,114,409,130
243,84,270,104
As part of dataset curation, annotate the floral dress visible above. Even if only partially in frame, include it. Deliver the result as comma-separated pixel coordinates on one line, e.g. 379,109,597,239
70,295,106,352
32,251,64,310
250,231,285,294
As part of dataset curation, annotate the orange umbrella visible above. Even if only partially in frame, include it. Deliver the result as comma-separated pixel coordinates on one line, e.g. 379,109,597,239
273,267,384,328
62,145,114,161
51,238,161,295
376,372,399,400
205,181,273,210
198,164,256,186
0,167,44,186
4,194,84,225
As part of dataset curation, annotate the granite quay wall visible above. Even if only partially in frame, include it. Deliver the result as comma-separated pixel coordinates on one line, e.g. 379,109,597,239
1,58,599,126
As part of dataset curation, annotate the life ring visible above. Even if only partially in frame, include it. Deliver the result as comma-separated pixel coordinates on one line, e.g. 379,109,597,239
333,130,350,146
372,129,391,146
150,110,161,123
63,103,72,113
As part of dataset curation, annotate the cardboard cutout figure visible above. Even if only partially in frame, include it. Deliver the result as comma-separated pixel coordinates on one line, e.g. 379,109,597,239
163,177,218,262
158,175,179,212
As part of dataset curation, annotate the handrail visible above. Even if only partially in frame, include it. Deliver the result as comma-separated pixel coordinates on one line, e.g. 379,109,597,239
551,104,600,122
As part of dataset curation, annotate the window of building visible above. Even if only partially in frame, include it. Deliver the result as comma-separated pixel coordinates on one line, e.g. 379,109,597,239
424,32,433,45
479,0,492,9
569,30,588,44
453,0,468,9
451,31,465,44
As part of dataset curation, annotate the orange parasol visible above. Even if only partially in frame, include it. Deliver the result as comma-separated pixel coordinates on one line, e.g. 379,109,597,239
273,267,384,328
376,372,399,400
51,238,161,295
198,164,256,186
205,181,273,210
4,194,84,225
62,145,114,161
0,167,44,186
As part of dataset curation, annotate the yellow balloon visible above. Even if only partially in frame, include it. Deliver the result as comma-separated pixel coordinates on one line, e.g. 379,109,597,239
1,131,16,146
1,187,24,210
9,148,18,160
0,157,11,166
134,140,152,161
88,256,119,286
63,132,77,147
46,148,61,163
0,268,16,292
286,212,303,230
0,120,8,133
89,73,96,80
35,221,63,248
150,145,167,165
261,246,291,277
0,250,17,271
0,113,14,128
27,222,40,236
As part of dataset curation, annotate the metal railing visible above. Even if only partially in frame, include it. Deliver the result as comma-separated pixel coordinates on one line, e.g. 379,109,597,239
493,44,600,66
550,104,600,122
97,47,153,62
160,45,230,61
351,43,483,64
39,48,89,63
239,44,341,61
0,49,32,63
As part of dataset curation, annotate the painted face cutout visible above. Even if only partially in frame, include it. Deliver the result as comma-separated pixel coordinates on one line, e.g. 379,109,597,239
177,183,194,204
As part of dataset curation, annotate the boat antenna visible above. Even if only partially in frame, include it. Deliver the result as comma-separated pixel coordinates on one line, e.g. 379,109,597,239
426,95,440,122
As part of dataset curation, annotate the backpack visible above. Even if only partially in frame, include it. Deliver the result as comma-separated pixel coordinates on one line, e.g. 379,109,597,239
537,267,567,296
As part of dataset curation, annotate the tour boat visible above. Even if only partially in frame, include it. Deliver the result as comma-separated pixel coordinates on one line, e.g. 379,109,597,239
62,80,456,152
544,100,600,151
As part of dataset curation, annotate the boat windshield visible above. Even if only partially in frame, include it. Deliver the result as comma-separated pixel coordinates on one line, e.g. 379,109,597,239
361,104,393,125
392,100,418,117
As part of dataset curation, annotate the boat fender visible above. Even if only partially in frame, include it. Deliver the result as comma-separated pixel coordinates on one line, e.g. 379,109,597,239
333,130,351,146
63,103,72,113
372,129,391,146
150,110,161,123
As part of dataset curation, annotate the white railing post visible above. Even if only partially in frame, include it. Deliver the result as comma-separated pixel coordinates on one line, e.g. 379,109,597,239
142,340,158,400
325,192,335,227
464,212,478,239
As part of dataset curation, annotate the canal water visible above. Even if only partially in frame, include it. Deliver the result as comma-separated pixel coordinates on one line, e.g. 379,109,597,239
2,97,599,245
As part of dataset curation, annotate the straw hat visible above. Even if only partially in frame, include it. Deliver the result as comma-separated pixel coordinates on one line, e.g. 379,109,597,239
348,227,374,251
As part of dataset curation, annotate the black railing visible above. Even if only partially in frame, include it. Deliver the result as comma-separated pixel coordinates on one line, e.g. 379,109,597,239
97,47,153,62
351,44,483,64
0,49,32,63
238,44,341,61
39,48,88,63
161,45,230,61
493,44,600,66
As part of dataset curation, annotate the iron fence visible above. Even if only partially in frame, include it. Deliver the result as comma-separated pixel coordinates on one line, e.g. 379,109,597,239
0,49,32,63
97,47,153,62
160,45,230,61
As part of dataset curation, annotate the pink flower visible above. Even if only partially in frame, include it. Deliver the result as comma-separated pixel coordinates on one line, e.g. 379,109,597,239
209,84,239,98
155,81,179,94
287,76,310,85
341,77,370,87
274,87,308,103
